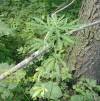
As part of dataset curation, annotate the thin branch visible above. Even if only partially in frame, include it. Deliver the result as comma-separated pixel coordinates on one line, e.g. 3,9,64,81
44,31,50,44
69,20,100,35
51,0,76,20
0,46,49,81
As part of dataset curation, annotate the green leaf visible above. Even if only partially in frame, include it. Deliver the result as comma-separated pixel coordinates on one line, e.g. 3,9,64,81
45,81,62,99
30,82,45,98
43,57,55,72
56,38,63,50
8,82,18,90
0,22,12,37
70,95,84,101
62,35,75,44
31,88,42,98
33,17,46,25
58,57,67,68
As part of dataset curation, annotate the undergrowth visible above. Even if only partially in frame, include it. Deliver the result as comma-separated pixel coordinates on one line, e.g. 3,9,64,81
0,0,100,101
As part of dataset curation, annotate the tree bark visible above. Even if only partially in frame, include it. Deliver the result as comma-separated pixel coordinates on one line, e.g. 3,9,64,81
65,0,100,81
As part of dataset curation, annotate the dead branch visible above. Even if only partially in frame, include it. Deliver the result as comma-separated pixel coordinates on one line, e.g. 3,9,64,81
0,46,48,81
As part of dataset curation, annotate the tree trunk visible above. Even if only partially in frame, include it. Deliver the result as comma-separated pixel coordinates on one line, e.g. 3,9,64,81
65,0,100,81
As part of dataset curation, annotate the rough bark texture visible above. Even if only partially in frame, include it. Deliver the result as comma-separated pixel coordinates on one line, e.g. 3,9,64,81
65,0,100,81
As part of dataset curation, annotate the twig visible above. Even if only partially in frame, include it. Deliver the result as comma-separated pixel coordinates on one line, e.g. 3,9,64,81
51,0,76,21
44,31,50,44
69,20,100,35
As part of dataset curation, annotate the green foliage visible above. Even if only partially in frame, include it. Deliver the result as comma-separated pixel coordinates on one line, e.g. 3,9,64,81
70,78,100,101
21,15,78,56
33,53,72,82
1,0,99,101
18,5,79,100
30,81,62,100
0,36,22,64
